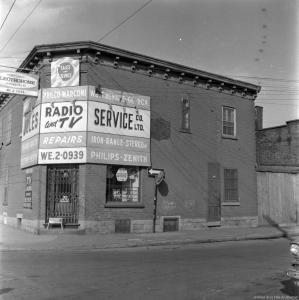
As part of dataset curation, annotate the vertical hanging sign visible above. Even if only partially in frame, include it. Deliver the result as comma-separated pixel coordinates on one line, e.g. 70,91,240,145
51,57,79,87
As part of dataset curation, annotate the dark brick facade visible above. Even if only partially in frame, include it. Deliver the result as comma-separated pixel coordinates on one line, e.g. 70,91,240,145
256,120,299,168
0,41,260,233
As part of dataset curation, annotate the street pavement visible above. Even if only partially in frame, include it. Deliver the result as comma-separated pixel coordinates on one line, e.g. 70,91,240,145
1,223,299,251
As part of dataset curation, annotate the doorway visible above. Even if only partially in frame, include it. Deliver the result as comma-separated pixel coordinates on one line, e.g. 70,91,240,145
46,165,79,226
207,162,221,226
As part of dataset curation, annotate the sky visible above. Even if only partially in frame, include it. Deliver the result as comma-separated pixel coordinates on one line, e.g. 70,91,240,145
0,0,298,128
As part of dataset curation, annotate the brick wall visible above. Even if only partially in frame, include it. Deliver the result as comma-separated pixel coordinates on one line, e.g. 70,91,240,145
84,63,258,225
256,120,299,166
0,56,258,232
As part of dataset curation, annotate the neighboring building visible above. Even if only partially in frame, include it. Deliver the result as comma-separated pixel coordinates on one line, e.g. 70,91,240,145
0,41,260,233
256,118,299,226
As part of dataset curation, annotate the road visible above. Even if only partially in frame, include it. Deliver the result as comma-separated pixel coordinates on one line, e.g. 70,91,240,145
0,239,296,300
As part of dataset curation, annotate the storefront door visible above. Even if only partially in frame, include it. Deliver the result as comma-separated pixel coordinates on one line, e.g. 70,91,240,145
46,165,79,225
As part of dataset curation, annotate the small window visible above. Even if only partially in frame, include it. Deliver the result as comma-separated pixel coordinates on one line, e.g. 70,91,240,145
106,165,140,203
222,106,236,137
224,169,238,202
181,97,190,132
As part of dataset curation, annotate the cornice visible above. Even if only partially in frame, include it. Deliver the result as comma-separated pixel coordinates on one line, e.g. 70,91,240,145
19,40,261,99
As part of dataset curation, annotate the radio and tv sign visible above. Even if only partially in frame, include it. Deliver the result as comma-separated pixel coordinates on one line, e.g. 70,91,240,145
0,71,38,96
21,85,151,168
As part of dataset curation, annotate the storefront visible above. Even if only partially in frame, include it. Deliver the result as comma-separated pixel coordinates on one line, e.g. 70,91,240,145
0,41,260,233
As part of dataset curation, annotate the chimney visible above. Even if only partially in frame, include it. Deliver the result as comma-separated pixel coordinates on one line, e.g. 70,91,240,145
255,106,263,130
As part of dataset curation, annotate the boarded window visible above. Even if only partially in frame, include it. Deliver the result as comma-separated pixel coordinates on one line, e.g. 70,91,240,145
181,97,190,132
224,169,238,202
222,106,236,137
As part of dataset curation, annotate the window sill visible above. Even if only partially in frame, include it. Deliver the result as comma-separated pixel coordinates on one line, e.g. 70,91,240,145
222,134,238,140
179,128,191,134
222,202,240,206
105,202,144,208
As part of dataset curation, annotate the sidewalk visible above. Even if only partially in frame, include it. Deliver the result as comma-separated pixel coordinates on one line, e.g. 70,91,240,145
1,223,299,251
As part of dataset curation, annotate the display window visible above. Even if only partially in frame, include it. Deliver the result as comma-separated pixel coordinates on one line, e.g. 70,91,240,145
106,165,140,203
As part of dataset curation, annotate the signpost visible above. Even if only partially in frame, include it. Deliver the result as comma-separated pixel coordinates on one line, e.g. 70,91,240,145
148,168,165,233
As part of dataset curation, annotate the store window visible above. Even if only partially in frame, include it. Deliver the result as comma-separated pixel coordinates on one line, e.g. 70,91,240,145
222,106,236,137
106,165,140,203
224,168,238,202
181,97,190,132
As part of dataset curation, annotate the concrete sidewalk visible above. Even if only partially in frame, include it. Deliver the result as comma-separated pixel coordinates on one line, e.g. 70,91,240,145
1,223,299,251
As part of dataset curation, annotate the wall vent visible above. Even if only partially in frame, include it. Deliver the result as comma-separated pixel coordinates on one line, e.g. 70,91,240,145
115,219,131,233
163,217,179,232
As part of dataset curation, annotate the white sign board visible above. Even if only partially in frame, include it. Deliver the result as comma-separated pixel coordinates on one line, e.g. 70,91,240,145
116,168,128,182
22,104,40,141
38,147,86,164
40,101,87,133
88,102,150,138
51,57,79,87
0,71,38,96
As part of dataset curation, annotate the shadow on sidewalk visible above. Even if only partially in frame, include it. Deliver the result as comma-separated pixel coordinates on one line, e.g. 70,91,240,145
263,215,292,240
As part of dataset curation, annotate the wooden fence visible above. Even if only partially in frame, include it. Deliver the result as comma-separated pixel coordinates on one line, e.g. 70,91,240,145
257,171,299,226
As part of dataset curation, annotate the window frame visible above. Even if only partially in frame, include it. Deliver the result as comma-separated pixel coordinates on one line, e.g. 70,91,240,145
180,97,191,133
105,165,144,208
222,106,236,138
223,168,239,203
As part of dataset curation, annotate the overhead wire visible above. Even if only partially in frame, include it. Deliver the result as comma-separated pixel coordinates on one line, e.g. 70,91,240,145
97,0,153,42
0,0,43,54
0,0,17,32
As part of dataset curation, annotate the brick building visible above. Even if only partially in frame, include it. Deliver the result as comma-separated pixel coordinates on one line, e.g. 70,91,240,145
256,118,299,225
256,118,299,171
0,41,260,233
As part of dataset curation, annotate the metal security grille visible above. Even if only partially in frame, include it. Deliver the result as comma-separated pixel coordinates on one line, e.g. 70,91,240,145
224,169,238,202
46,165,79,225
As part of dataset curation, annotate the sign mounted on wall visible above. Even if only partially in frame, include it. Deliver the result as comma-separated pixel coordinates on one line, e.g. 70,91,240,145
51,57,79,87
20,85,151,168
0,71,38,96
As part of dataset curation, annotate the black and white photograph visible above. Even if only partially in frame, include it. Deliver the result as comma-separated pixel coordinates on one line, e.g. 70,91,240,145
0,0,298,299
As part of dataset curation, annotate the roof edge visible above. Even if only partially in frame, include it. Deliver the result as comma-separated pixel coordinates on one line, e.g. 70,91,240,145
19,40,261,93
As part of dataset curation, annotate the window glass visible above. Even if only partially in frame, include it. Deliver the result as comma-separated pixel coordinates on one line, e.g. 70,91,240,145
224,168,238,202
222,106,236,137
106,165,140,203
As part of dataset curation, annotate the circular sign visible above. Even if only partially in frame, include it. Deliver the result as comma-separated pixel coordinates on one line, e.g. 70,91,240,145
155,171,165,185
116,168,128,182
58,62,74,81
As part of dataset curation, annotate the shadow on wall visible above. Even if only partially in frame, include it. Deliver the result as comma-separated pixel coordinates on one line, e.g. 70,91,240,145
151,117,171,141
158,180,169,196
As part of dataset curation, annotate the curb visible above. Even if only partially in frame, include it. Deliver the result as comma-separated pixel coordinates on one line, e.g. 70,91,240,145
0,232,290,252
